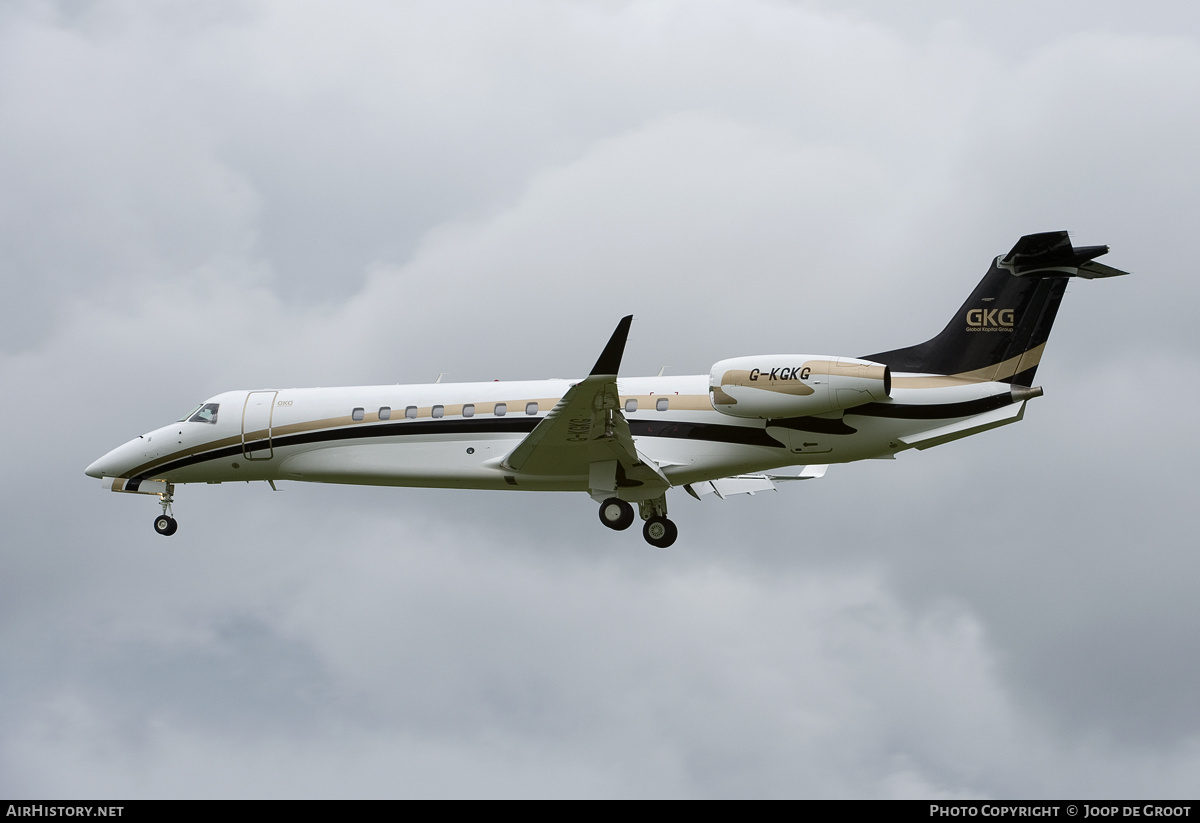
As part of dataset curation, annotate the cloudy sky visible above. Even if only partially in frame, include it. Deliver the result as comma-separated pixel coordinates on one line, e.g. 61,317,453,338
3,0,1199,798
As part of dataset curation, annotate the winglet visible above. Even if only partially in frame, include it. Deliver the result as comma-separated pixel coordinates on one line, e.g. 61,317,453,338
589,315,633,376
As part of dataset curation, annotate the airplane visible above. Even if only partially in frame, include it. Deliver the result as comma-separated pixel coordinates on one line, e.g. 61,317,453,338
85,231,1127,548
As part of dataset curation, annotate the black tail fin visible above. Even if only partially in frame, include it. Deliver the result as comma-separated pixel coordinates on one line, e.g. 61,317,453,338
864,231,1127,385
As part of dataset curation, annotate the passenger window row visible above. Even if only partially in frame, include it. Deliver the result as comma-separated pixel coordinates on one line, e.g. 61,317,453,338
350,397,670,421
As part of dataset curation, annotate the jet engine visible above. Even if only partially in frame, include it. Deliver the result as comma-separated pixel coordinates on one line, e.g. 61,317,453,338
709,355,891,419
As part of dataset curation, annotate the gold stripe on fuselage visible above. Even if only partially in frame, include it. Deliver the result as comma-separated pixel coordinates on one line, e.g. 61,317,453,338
129,392,721,480
891,344,1044,388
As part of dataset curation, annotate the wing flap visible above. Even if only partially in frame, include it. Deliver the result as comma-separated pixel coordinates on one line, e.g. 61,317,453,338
685,465,828,499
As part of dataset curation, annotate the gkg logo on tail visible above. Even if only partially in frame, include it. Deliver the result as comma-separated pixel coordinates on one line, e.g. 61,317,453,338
965,308,1015,332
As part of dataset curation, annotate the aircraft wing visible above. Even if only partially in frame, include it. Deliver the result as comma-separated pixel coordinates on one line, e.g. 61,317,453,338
500,316,670,495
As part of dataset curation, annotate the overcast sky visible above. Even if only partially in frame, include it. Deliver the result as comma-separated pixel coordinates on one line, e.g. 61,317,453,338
3,0,1199,798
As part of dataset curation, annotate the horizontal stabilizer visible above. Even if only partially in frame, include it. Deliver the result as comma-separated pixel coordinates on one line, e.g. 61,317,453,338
1000,231,1129,277
1075,260,1129,279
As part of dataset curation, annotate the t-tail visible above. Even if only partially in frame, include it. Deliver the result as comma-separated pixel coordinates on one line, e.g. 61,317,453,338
864,231,1128,385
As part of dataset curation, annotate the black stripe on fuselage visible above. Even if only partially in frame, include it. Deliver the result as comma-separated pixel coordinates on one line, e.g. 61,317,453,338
129,415,783,486
847,392,1013,420
280,416,539,448
766,416,859,435
130,395,1013,488
625,419,780,446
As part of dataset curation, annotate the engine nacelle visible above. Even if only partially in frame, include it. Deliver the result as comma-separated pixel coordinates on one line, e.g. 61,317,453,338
709,355,891,419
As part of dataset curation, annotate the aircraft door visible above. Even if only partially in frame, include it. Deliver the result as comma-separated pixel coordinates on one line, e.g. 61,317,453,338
765,422,834,455
242,391,278,460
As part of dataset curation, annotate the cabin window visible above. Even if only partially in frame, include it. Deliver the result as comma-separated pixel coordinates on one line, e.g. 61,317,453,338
379,406,391,420
432,405,445,418
186,403,220,424
405,405,418,419
656,398,669,412
625,399,637,413
351,407,365,422
495,403,507,416
525,402,538,415
463,404,475,418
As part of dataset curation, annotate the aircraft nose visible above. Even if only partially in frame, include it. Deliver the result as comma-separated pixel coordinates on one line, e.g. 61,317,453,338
85,437,143,479
85,453,115,478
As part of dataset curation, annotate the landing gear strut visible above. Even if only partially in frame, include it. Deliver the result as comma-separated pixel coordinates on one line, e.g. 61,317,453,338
153,483,178,536
598,497,635,531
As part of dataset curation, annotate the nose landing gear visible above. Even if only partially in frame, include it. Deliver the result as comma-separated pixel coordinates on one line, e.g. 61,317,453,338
153,483,178,536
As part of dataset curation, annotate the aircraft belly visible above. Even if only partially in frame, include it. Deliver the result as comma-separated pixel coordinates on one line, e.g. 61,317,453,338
159,462,245,484
278,440,519,487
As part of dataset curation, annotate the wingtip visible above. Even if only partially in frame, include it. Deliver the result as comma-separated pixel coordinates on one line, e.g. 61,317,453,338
589,315,634,376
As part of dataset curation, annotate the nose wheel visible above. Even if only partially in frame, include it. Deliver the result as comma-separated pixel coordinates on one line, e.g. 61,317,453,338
153,483,178,536
153,514,178,536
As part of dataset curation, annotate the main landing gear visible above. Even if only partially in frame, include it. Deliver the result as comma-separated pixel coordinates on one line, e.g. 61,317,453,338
598,498,635,531
642,516,677,549
597,496,678,549
153,483,178,536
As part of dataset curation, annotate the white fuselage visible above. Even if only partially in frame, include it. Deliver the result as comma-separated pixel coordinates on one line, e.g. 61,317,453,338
85,372,1031,494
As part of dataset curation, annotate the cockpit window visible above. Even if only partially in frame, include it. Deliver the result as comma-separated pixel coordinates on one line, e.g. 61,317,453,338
187,403,219,424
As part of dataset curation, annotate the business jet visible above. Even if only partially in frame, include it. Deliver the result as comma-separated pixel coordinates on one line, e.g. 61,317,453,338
86,231,1126,548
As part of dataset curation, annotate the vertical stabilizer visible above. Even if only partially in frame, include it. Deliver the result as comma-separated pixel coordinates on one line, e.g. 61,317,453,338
864,232,1126,384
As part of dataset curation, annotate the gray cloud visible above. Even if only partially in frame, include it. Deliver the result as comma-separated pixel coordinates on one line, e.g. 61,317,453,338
3,0,1198,798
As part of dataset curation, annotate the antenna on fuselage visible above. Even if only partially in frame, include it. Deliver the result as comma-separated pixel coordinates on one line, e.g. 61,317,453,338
435,373,446,384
